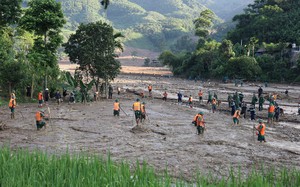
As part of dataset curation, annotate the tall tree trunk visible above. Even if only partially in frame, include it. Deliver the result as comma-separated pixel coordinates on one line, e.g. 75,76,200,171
95,77,99,91
44,32,48,89
105,79,108,99
31,75,34,99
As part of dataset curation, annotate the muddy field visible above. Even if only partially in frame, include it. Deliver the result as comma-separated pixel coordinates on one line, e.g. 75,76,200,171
1,70,300,180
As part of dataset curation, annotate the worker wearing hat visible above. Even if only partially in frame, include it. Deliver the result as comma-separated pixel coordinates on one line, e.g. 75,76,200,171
196,111,205,135
141,102,146,123
113,99,120,116
255,119,266,142
35,110,47,130
132,98,142,125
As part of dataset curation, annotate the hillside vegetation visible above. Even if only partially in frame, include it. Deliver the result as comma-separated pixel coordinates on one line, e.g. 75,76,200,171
57,0,251,52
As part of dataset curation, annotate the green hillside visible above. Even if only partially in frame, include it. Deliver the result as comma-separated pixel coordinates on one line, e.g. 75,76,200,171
56,0,252,52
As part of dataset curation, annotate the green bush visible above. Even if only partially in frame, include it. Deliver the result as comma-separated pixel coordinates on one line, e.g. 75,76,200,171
225,56,262,80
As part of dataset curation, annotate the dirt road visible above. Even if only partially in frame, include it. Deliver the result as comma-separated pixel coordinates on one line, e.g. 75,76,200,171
0,73,300,180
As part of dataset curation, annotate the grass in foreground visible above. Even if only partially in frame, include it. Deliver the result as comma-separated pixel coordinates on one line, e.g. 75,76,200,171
0,147,300,186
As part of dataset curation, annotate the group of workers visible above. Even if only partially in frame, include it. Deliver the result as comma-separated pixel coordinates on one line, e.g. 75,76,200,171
113,98,147,126
8,89,52,130
6,83,299,143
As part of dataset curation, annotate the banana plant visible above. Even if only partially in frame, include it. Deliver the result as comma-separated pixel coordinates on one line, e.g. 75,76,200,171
79,79,95,103
65,72,78,88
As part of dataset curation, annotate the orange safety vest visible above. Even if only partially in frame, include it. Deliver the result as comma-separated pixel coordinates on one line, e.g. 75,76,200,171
114,102,120,111
196,115,205,127
141,104,145,113
212,98,217,105
35,111,42,121
9,99,16,108
257,123,266,135
38,92,43,100
198,91,203,97
268,105,275,113
233,110,240,118
193,114,201,122
133,102,141,111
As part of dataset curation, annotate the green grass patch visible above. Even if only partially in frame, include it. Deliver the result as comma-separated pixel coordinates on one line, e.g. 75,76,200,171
0,147,299,186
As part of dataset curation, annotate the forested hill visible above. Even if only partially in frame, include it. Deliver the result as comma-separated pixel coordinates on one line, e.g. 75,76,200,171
57,0,252,52
202,0,253,21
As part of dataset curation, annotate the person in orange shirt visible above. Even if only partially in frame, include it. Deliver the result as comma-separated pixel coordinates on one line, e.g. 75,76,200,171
141,102,146,123
192,112,202,126
232,107,241,125
132,98,142,125
198,90,203,103
36,110,47,130
188,95,193,108
9,98,16,119
268,104,275,124
148,85,152,97
212,97,217,113
113,99,120,116
255,119,266,142
196,111,205,135
38,91,43,107
162,91,168,101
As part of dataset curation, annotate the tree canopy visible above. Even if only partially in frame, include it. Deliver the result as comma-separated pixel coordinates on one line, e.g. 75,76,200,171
227,0,300,44
64,21,122,93
0,0,22,27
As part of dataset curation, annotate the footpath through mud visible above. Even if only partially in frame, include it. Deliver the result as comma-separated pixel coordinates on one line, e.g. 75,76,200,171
0,74,300,180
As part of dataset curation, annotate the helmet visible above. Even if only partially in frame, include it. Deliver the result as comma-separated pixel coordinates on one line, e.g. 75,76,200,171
198,111,204,115
136,98,140,101
40,110,45,113
142,102,146,104
258,119,263,123
46,88,49,91
115,99,119,102
237,107,241,110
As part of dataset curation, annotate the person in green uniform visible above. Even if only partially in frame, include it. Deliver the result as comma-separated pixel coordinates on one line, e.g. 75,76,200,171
259,96,265,111
251,93,258,108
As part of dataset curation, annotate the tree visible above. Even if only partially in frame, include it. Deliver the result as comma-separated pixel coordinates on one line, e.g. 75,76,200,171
0,0,22,27
194,9,216,48
224,56,262,80
64,21,122,98
144,58,150,66
20,0,66,89
228,1,300,44
101,0,110,9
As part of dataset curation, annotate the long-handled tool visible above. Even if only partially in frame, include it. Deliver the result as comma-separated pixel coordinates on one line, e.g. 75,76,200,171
47,106,52,130
146,113,151,125
253,124,255,143
19,110,25,120
120,106,128,116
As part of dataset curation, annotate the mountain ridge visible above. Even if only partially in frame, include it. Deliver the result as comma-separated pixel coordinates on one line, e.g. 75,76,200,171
57,0,253,52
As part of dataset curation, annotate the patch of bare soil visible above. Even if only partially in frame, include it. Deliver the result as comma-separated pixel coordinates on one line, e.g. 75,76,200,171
1,67,300,180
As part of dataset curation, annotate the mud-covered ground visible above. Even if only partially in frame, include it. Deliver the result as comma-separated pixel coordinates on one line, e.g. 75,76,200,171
1,73,300,180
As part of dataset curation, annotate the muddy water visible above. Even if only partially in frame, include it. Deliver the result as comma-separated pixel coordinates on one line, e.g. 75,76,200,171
0,74,300,180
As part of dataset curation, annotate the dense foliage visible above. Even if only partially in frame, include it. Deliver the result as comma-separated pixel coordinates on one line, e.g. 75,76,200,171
64,21,122,98
0,0,67,99
159,1,300,83
56,0,250,51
